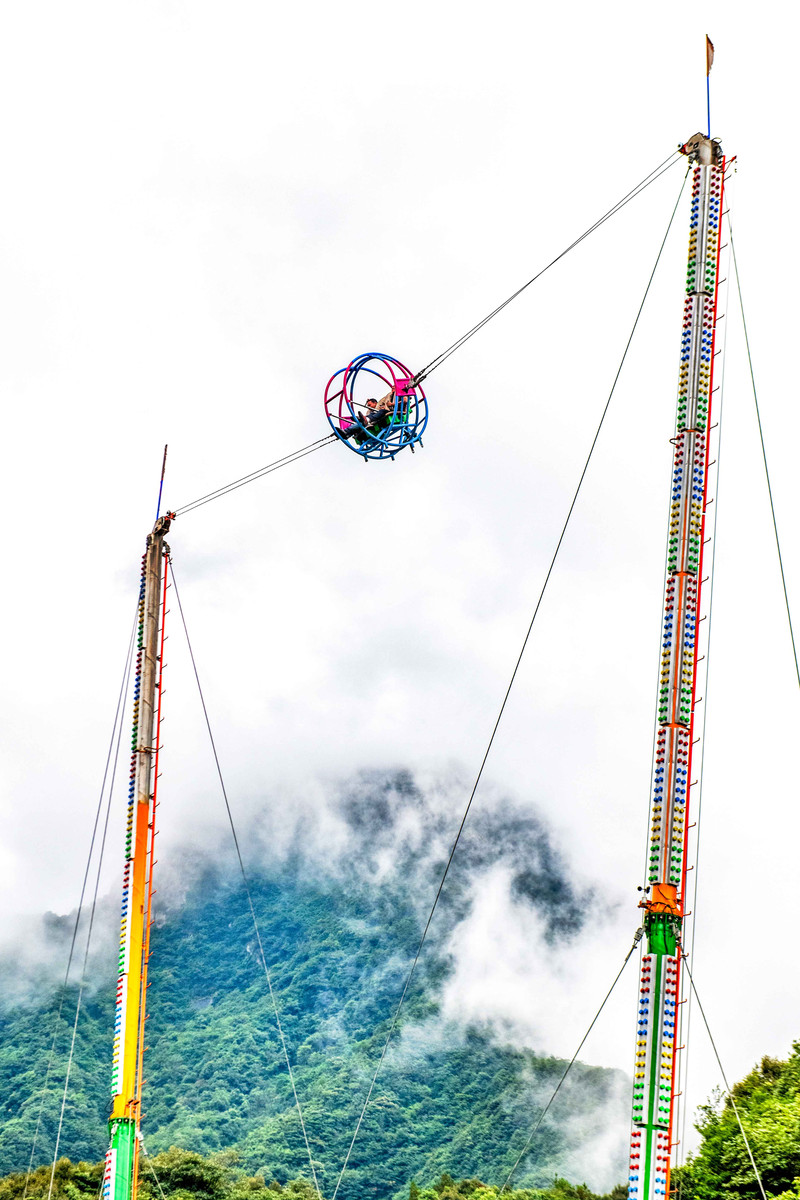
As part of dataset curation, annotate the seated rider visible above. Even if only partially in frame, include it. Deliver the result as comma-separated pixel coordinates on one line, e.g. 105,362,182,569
342,389,395,442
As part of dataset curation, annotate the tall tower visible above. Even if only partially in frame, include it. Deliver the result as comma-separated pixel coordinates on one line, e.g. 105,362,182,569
626,136,726,1200
103,515,171,1200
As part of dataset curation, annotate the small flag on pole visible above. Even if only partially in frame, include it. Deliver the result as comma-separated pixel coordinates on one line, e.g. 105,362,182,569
706,35,715,75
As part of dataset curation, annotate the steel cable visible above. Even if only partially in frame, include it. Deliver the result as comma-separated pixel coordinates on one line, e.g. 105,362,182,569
139,1139,170,1200
414,150,683,382
681,958,768,1200
174,435,336,517
729,222,800,691
46,618,135,1200
499,930,643,1191
169,561,322,1200
173,154,684,519
23,604,138,1196
329,166,690,1200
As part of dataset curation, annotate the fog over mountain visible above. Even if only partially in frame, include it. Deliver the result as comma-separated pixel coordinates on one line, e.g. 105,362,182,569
0,770,630,1197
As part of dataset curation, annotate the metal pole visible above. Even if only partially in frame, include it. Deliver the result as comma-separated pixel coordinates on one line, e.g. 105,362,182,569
626,138,725,1200
103,514,172,1200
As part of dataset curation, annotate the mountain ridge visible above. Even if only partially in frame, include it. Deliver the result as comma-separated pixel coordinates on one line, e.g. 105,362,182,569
0,771,629,1197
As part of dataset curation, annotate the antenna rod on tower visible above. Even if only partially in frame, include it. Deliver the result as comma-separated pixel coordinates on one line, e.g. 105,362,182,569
706,36,714,138
155,445,168,523
102,512,172,1200
626,131,726,1200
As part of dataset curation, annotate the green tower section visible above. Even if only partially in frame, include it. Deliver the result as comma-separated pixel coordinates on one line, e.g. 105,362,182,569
645,912,679,958
104,1119,137,1200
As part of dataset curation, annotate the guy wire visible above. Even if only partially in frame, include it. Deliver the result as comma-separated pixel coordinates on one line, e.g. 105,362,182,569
729,224,799,691
499,930,643,1191
330,167,690,1200
415,150,683,381
46,611,136,1200
169,561,323,1200
681,958,767,1200
23,602,138,1196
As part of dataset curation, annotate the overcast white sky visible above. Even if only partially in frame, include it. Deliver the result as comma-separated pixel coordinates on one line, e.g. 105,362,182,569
1,0,798,1172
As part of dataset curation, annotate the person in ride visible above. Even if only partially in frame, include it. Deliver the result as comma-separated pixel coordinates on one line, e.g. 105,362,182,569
343,388,395,441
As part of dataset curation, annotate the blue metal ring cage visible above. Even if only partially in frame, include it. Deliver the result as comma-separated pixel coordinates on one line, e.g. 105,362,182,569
324,352,428,461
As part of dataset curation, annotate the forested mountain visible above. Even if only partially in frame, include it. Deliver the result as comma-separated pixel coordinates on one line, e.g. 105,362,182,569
0,771,629,1199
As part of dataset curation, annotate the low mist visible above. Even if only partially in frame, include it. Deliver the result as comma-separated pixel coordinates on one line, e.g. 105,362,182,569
0,768,633,1193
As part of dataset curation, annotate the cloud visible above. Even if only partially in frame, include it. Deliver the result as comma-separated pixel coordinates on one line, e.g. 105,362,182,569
1,768,599,1027
511,1065,630,1194
0,897,118,1011
435,860,633,1066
